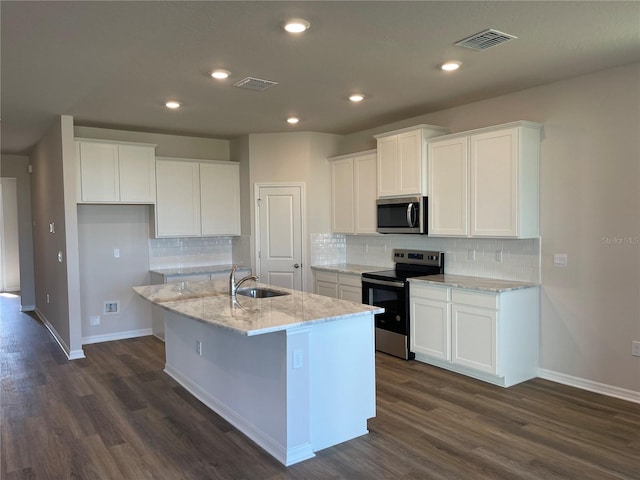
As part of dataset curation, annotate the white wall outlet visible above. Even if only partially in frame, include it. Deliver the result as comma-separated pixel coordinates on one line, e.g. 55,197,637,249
553,253,568,267
495,250,503,262
632,341,640,357
103,301,120,315
293,349,304,369
46,293,50,304
195,340,202,356
90,315,100,326
113,248,120,258
49,222,55,233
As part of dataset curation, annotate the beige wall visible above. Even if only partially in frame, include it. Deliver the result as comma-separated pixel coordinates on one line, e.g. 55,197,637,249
78,205,152,341
73,126,230,160
30,115,83,358
0,154,35,308
245,132,341,291
341,63,640,393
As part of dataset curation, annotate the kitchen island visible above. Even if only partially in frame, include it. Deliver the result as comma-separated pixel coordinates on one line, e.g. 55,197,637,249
133,280,382,466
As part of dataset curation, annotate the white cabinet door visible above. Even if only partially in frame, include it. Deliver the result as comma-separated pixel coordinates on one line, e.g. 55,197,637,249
155,159,201,237
118,144,156,203
339,285,362,303
354,153,378,234
317,281,338,298
411,296,451,360
331,157,355,233
377,136,398,197
451,303,498,374
470,128,519,237
78,142,119,202
428,137,469,236
397,130,422,195
200,162,241,236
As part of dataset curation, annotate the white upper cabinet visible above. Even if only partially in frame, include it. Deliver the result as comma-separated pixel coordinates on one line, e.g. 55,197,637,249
427,121,542,238
76,139,156,204
374,125,448,198
329,150,377,234
428,136,470,236
154,158,240,238
200,161,241,236
155,159,201,237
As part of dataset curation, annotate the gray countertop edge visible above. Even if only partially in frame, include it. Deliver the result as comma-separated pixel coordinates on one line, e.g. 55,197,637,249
311,264,385,275
409,274,539,293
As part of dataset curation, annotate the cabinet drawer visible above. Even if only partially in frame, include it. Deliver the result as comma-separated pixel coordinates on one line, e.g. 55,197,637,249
315,271,338,283
338,273,362,287
452,289,499,309
411,284,450,302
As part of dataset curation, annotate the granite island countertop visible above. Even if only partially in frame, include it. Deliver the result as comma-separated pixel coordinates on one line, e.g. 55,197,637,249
134,279,383,336
409,274,538,293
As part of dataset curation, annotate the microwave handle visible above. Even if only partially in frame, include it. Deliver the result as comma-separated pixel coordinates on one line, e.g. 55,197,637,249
406,203,417,227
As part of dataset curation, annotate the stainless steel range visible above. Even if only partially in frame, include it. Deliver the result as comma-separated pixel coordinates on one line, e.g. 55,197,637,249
362,249,444,360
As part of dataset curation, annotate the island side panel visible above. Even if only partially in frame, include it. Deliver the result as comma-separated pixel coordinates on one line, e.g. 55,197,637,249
308,311,376,452
163,311,309,465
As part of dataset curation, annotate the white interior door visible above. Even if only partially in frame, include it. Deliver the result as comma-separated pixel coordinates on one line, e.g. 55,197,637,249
256,185,303,290
0,178,21,292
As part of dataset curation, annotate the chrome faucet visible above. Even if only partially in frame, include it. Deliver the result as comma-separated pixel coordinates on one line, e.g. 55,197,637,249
229,265,258,296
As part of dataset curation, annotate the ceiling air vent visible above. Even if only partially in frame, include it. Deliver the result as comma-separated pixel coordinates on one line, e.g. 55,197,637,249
233,76,278,91
454,29,517,51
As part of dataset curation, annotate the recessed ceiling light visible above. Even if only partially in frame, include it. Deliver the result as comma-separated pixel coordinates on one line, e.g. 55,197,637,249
211,69,231,79
283,18,310,33
287,117,300,125
349,94,365,102
165,101,181,109
441,61,461,72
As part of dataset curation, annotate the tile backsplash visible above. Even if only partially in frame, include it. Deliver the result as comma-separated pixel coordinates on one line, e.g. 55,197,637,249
311,234,540,283
149,236,234,269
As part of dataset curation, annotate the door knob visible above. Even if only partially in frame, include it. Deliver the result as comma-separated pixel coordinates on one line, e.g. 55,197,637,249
293,263,300,269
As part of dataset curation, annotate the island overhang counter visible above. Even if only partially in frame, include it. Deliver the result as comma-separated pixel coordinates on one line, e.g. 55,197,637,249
133,280,383,466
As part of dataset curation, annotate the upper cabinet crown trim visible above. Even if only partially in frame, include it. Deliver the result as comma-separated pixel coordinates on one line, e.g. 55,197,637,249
425,121,543,141
75,137,158,148
327,149,377,162
155,156,235,165
373,124,449,139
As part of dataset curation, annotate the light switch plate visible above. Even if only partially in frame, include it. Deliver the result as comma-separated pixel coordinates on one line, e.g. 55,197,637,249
553,253,568,267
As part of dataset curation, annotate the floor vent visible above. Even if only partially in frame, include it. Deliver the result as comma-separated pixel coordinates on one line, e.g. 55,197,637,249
233,76,278,91
454,29,517,51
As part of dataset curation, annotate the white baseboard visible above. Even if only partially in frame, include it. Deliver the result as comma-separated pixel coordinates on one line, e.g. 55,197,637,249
34,308,86,360
82,328,153,345
538,368,640,404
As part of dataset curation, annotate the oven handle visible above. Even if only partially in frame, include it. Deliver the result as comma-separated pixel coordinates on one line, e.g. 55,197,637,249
362,277,405,288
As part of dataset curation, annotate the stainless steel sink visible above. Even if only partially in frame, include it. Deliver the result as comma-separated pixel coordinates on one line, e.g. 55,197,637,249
236,287,289,299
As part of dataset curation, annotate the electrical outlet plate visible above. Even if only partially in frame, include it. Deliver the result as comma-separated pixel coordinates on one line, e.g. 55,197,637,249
89,315,100,326
195,340,202,356
632,341,640,357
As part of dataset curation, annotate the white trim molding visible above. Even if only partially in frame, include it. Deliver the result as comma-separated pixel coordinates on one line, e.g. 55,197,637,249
35,308,86,360
538,368,640,404
82,328,153,345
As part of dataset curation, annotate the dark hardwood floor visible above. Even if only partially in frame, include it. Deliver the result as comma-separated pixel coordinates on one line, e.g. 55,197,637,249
2,293,639,479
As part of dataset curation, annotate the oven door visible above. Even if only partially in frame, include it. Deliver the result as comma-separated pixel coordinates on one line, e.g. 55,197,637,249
362,277,414,360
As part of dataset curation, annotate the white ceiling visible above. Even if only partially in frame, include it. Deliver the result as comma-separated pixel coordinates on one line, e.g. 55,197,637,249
2,1,639,155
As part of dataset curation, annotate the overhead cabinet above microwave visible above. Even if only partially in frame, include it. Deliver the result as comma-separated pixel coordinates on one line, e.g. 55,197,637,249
427,121,542,238
374,124,448,198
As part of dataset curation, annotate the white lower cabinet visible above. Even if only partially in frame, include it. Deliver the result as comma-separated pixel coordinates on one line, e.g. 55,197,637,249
410,282,539,387
314,270,362,302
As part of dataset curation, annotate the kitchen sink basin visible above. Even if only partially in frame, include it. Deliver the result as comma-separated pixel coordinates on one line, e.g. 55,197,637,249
236,287,289,299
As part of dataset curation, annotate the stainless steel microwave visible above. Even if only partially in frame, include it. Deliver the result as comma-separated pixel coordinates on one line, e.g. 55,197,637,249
376,196,427,234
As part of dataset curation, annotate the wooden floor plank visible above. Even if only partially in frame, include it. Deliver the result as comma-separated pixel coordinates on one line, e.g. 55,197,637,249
1,294,639,479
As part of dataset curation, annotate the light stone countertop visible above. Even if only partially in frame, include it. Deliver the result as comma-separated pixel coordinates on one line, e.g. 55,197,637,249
149,264,251,277
311,264,384,275
409,274,538,293
133,279,383,336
